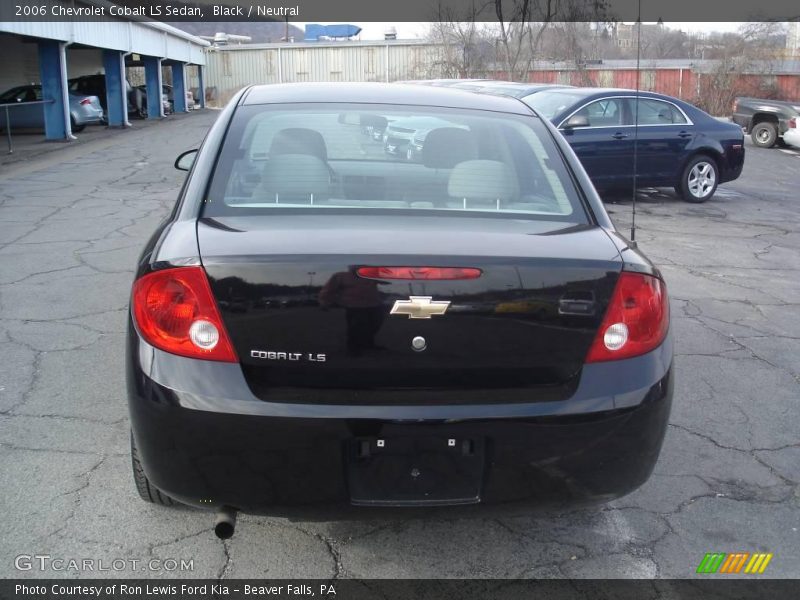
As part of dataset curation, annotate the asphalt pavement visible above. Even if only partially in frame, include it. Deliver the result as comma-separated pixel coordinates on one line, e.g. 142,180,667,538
0,110,798,579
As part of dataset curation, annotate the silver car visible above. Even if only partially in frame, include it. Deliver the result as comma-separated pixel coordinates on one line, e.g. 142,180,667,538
0,84,105,132
784,117,800,149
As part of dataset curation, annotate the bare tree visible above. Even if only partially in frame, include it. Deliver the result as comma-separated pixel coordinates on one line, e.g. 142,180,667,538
559,22,597,85
692,22,786,114
426,1,494,78
639,25,688,59
492,0,560,81
426,0,611,82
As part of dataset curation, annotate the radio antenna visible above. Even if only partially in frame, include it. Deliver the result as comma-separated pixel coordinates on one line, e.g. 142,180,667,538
630,0,642,247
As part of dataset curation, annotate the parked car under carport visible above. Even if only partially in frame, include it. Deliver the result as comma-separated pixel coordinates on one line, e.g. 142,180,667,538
68,74,145,119
0,84,104,132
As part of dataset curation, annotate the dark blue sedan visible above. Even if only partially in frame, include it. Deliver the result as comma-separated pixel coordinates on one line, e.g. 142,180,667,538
524,88,745,202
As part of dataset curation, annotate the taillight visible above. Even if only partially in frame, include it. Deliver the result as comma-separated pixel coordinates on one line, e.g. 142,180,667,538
356,266,481,280
79,98,92,105
585,272,669,363
132,266,237,362
789,118,797,129
732,100,738,113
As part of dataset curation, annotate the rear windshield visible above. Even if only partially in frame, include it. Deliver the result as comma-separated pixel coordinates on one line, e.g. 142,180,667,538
202,103,588,223
523,91,590,120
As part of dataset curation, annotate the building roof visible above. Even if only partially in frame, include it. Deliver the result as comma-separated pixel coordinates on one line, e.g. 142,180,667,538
0,16,209,65
208,39,441,51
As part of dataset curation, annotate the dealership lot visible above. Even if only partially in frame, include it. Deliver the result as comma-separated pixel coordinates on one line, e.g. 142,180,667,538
0,110,797,579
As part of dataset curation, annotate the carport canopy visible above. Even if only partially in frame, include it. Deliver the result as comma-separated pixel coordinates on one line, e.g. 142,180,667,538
0,13,209,139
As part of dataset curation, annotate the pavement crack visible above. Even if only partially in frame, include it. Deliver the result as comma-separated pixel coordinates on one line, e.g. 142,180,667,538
216,539,233,582
316,533,345,580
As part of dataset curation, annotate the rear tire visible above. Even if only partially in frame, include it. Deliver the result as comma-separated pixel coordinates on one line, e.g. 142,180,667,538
677,155,718,203
751,121,777,148
131,432,176,506
70,117,85,133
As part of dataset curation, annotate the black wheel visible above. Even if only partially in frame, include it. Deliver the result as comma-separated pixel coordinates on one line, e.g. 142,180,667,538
131,432,176,506
70,117,85,133
751,121,777,148
677,155,718,203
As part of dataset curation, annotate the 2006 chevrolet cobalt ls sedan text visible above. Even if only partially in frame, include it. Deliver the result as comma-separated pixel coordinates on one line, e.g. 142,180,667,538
127,83,673,537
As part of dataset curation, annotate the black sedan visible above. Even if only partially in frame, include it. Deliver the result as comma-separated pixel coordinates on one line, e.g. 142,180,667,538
525,88,745,202
127,83,673,537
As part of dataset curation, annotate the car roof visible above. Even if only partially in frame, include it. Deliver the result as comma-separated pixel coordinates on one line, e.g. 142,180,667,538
529,87,675,99
483,81,558,87
426,79,491,86
480,83,573,96
241,82,534,115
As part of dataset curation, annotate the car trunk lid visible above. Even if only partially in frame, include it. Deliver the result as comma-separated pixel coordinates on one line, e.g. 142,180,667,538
198,214,623,404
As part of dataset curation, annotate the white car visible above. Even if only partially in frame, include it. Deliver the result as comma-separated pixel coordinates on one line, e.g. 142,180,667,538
783,118,800,149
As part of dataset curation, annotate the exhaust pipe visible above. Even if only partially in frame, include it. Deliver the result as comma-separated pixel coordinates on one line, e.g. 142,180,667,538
214,506,237,540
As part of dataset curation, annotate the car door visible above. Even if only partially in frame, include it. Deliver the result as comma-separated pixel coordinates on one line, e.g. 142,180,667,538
0,87,24,128
630,97,694,184
1,87,38,128
558,97,634,189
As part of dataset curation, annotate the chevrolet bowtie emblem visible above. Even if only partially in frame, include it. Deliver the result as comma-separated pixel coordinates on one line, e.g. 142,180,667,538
390,296,451,319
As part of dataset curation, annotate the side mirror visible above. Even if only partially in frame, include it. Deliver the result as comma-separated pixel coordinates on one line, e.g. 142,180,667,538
562,114,590,129
174,149,198,171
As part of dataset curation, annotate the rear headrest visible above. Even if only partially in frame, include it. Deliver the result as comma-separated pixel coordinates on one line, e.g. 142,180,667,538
269,128,328,161
447,160,519,200
422,128,478,169
657,109,674,123
259,154,330,197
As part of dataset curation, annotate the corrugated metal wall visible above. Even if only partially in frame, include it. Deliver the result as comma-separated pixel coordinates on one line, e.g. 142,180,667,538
193,43,450,105
0,35,41,92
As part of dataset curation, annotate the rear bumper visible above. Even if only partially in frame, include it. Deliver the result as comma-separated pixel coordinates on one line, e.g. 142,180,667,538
783,129,800,149
73,108,105,126
127,323,673,516
719,146,745,184
720,159,744,184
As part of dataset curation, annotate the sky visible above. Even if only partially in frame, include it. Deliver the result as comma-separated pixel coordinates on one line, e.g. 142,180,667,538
294,22,746,41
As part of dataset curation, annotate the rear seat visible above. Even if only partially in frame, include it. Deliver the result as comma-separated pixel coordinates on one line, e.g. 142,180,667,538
447,160,519,210
255,154,331,205
403,128,479,207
